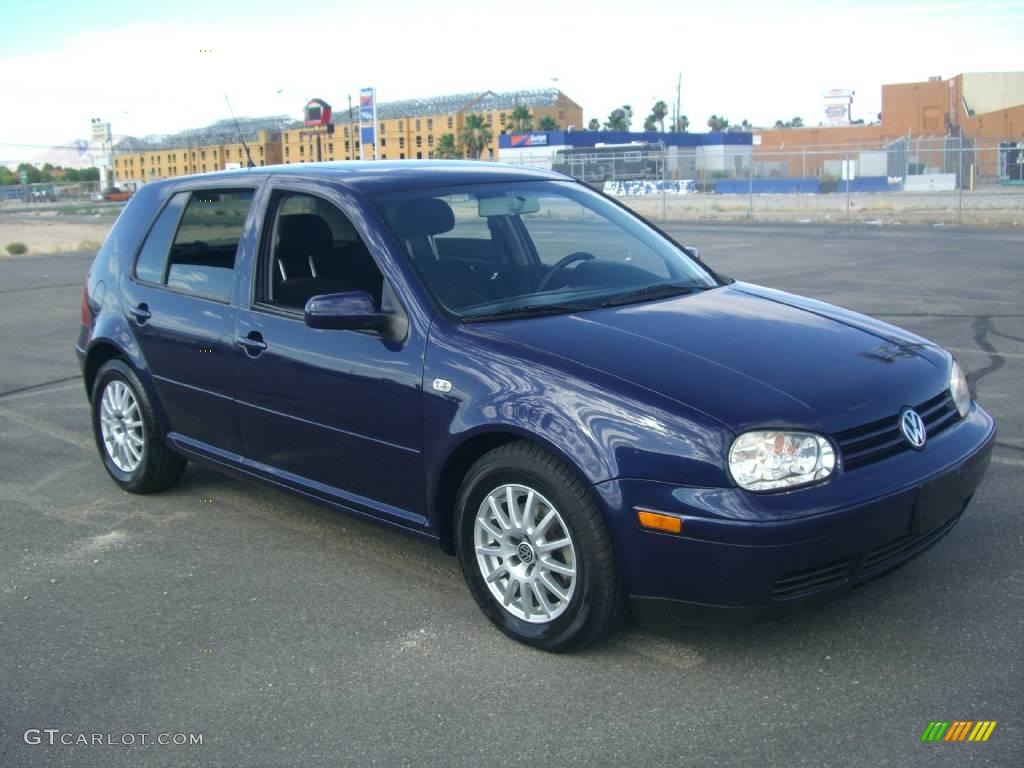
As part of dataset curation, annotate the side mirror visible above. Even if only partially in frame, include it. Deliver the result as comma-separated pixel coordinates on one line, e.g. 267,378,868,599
682,245,701,262
304,291,387,331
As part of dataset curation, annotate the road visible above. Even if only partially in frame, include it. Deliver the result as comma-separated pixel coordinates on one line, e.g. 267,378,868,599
1,223,1021,767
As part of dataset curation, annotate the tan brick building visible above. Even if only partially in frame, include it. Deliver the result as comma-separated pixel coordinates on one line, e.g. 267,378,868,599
113,89,583,185
278,88,584,163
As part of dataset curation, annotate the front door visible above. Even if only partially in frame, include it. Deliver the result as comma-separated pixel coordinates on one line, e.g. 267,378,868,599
233,184,427,526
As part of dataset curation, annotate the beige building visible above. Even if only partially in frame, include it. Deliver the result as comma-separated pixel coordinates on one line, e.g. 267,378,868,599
114,129,283,186
113,89,583,184
279,88,584,163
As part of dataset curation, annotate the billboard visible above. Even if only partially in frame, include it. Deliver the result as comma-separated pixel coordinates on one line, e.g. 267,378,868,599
359,87,376,155
823,89,854,127
510,133,549,147
90,121,111,143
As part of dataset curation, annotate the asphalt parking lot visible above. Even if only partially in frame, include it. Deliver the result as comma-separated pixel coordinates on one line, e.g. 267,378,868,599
1,223,1021,768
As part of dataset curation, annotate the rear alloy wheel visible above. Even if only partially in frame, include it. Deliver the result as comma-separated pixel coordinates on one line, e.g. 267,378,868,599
456,441,623,651
91,359,186,494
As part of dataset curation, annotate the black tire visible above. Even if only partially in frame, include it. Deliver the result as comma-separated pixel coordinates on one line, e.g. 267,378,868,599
90,359,186,493
455,441,623,651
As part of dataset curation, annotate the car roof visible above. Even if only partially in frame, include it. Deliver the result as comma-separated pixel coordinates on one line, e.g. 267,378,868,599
152,160,572,196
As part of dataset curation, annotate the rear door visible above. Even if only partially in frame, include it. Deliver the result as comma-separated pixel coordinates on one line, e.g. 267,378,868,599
233,182,428,526
122,186,257,459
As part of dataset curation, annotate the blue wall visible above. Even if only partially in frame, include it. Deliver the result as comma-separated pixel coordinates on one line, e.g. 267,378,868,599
715,178,821,194
499,130,753,149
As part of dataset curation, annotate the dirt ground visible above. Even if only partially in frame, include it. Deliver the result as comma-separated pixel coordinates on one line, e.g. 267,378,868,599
2,188,1023,259
0,212,113,257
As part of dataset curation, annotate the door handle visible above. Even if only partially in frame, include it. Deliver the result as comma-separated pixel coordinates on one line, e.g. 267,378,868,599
128,303,151,323
237,332,267,356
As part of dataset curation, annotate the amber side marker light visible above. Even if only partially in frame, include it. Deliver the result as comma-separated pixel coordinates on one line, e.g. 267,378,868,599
636,509,683,534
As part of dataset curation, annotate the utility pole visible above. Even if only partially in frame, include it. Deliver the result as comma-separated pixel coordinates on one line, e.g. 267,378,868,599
348,95,356,160
675,73,681,132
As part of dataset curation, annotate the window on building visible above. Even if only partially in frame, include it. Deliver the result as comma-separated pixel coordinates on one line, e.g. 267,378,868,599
381,137,387,146
380,122,386,133
415,119,421,131
428,135,434,146
285,147,290,157
416,136,422,147
299,145,305,155
447,116,453,129
328,143,333,153
500,113,506,124
400,153,405,159
427,118,433,131
398,121,404,131
399,137,405,149
416,152,422,159
558,111,565,120
486,114,493,123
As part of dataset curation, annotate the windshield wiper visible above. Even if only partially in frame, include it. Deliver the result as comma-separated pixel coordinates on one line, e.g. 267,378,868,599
465,302,597,323
601,283,709,308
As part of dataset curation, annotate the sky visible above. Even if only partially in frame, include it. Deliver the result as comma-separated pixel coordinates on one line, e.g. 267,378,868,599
1,0,1022,165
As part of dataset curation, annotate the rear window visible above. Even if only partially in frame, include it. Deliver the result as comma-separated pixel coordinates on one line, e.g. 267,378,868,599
133,188,254,302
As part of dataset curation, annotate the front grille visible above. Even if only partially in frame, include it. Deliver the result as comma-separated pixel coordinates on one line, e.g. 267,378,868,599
835,390,960,471
772,558,852,600
858,514,961,581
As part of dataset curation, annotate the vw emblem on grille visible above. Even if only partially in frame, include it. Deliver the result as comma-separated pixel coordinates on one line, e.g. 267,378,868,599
899,408,927,449
516,542,535,564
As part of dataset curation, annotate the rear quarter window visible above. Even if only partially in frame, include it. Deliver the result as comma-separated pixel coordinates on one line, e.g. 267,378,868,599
134,192,188,283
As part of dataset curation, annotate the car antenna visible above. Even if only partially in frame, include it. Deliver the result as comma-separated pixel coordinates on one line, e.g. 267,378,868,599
224,94,256,169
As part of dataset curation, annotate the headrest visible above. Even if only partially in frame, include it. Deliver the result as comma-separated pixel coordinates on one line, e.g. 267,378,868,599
277,214,332,255
391,198,455,237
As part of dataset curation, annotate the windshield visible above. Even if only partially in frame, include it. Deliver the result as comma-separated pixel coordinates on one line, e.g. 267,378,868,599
372,180,717,320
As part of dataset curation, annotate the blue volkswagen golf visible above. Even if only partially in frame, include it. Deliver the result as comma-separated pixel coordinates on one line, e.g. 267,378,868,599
76,162,995,650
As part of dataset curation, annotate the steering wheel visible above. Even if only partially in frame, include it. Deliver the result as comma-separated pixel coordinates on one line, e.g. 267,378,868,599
537,251,596,292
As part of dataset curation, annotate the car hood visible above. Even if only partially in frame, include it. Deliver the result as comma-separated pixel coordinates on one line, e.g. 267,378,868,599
473,282,951,434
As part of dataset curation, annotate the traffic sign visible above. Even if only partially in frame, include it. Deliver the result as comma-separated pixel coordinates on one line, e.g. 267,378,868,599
19,170,28,184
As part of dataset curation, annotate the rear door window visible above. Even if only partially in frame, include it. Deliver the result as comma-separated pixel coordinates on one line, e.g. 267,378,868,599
166,189,254,301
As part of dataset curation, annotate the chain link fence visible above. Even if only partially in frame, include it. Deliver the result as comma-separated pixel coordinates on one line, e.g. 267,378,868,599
0,181,102,204
502,137,1024,226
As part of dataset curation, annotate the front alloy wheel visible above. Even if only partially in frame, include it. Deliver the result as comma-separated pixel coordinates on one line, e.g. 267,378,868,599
456,441,623,651
474,484,577,623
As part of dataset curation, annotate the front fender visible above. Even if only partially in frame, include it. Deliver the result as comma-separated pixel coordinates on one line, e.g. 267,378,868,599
422,322,733,523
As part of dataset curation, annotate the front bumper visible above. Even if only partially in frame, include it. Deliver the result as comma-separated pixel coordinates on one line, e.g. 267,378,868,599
593,404,996,625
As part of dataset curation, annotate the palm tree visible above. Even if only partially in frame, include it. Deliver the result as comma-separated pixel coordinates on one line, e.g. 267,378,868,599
707,114,730,131
587,118,600,130
508,105,532,133
434,133,460,159
670,115,689,133
652,100,669,132
537,116,558,131
643,115,657,132
604,105,632,131
460,114,493,159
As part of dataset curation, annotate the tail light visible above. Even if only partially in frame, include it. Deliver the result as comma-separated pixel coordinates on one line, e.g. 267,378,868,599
81,285,92,326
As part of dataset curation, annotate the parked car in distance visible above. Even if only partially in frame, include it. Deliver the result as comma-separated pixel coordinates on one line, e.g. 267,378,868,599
100,187,132,202
76,161,995,650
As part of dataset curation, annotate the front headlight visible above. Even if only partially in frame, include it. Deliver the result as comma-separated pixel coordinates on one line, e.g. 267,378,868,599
728,431,836,492
950,359,971,418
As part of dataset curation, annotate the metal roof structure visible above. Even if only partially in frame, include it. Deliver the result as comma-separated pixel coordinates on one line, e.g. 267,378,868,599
369,88,567,120
114,116,298,153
